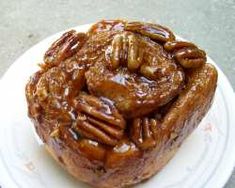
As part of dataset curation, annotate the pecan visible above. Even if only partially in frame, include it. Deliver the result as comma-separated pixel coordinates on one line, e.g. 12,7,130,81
130,118,160,150
164,41,196,52
175,47,206,68
73,93,126,146
109,32,143,71
127,34,144,71
125,21,175,42
109,33,124,69
164,41,206,68
43,30,87,69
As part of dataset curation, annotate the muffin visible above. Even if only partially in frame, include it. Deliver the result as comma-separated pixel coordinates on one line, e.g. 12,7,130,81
25,20,218,188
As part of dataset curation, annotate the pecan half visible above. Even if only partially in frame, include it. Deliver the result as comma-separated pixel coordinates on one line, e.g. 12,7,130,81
125,22,175,42
130,118,160,150
109,32,143,71
175,47,206,68
73,93,126,146
43,30,87,69
164,41,206,68
164,41,196,52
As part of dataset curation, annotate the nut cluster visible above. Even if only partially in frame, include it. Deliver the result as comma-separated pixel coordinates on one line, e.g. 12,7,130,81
108,22,206,74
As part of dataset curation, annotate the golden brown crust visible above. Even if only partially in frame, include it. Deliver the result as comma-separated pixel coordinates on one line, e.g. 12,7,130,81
25,19,218,188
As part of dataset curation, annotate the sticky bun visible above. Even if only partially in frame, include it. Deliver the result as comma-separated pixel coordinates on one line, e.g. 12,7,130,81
26,20,217,188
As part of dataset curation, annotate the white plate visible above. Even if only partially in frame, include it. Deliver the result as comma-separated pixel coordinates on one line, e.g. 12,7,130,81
0,24,235,188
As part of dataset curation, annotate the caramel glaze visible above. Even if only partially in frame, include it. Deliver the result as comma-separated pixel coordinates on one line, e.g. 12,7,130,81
26,20,218,187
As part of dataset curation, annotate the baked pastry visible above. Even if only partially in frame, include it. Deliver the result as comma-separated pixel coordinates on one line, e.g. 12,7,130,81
25,20,218,188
